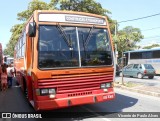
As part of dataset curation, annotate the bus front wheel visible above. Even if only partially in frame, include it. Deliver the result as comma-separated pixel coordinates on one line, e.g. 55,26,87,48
23,79,28,99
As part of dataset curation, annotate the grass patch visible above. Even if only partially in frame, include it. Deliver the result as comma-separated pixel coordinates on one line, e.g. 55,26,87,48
124,82,139,87
114,81,140,88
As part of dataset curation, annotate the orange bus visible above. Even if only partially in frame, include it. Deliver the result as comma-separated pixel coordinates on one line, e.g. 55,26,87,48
14,10,115,111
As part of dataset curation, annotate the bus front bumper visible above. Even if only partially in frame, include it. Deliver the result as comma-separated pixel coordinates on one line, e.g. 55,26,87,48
36,92,115,110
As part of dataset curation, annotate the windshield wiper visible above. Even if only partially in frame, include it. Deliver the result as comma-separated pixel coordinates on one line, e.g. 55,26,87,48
82,26,95,59
56,23,74,59
84,25,95,48
56,23,72,49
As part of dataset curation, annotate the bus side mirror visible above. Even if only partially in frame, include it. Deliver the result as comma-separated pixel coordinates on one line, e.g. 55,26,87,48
29,22,36,37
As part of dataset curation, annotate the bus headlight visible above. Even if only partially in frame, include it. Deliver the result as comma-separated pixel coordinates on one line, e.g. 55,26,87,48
40,88,56,95
100,84,106,89
101,82,112,89
49,88,56,94
106,83,111,88
41,89,49,95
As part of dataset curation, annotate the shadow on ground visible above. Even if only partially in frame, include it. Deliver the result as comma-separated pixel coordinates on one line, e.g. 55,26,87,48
0,80,138,121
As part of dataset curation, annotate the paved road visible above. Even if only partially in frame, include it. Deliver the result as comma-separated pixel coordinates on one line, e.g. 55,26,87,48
115,76,160,87
0,80,160,121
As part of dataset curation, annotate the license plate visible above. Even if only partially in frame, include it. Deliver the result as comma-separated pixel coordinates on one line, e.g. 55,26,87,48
103,95,114,99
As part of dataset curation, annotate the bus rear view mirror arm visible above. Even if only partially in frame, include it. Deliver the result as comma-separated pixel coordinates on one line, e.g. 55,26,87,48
29,22,36,37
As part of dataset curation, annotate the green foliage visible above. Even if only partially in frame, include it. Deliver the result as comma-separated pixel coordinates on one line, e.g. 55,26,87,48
5,0,58,55
113,26,144,57
142,44,160,49
109,19,117,35
59,0,110,15
17,0,58,21
59,0,115,34
125,82,139,87
4,24,24,56
5,0,115,56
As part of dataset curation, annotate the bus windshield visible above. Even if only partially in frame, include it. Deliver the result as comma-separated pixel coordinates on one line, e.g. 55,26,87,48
38,25,112,69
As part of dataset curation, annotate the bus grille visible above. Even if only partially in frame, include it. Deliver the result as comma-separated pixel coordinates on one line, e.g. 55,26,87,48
38,72,113,94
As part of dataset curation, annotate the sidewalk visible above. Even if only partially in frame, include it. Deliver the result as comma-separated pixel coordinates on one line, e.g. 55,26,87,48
114,82,160,98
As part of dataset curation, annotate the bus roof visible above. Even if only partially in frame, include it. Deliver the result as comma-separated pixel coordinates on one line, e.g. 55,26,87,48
37,10,107,26
124,47,160,53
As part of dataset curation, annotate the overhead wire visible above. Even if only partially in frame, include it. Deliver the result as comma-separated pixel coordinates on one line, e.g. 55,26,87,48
141,27,160,31
118,13,160,23
117,12,160,42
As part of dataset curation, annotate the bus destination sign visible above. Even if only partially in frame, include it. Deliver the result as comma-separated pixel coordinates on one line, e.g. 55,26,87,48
39,13,106,25
65,15,104,25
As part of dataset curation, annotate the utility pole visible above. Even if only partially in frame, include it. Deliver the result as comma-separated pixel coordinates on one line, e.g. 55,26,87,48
114,22,117,65
121,39,133,85
115,43,118,64
114,22,118,82
121,50,124,85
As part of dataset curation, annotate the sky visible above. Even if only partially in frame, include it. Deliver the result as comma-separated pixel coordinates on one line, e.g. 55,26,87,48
1,0,160,50
97,0,160,47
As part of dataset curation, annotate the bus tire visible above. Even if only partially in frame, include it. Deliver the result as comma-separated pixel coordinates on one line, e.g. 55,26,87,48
148,76,154,79
23,79,28,99
137,73,143,79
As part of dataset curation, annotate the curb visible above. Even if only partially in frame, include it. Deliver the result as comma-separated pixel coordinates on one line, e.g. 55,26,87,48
114,84,160,98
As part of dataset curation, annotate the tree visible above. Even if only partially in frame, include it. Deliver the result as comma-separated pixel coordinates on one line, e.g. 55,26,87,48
59,0,116,34
114,26,144,58
142,44,160,49
17,0,58,21
5,0,58,56
6,0,143,58
4,24,24,56
5,0,116,55
60,0,110,15
59,0,116,33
